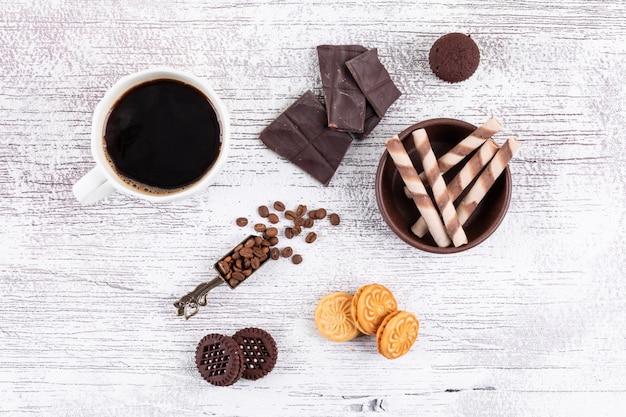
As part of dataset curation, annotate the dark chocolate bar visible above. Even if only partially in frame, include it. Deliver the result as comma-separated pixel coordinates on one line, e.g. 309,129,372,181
346,48,402,118
317,45,368,133
259,90,353,185
352,103,381,140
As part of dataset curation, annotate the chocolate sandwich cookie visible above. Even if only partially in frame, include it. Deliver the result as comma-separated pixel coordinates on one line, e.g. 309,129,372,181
429,33,480,83
195,333,244,386
232,327,278,380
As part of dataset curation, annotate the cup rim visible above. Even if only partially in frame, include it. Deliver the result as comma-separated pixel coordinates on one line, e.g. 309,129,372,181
375,118,512,254
90,67,231,202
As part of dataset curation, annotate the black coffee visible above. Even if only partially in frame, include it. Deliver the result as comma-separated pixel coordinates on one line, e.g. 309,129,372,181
104,79,221,192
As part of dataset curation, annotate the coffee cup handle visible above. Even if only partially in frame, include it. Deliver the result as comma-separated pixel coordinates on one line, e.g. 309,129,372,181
73,166,116,205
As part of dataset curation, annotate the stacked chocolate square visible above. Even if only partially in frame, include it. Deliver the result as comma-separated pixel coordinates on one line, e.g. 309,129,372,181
260,45,401,185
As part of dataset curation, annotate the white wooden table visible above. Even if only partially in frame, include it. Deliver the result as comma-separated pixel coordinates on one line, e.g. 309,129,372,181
2,1,625,416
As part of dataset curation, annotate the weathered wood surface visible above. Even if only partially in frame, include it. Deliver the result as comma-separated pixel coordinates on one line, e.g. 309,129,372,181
1,0,625,416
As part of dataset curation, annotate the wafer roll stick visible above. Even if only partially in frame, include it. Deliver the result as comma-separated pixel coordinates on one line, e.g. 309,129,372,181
405,117,503,192
412,129,467,247
385,136,451,247
411,138,500,238
457,137,521,225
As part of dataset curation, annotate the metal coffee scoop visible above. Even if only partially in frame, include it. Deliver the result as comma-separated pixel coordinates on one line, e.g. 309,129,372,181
173,235,270,319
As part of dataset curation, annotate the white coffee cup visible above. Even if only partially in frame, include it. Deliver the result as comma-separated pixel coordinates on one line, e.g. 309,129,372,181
72,67,230,204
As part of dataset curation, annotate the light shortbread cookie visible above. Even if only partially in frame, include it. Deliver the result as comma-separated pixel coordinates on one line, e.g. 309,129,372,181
376,310,419,360
315,292,360,342
351,284,398,336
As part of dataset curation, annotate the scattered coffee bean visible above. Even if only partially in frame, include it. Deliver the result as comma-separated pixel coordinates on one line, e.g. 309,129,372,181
292,225,302,236
268,213,280,224
258,205,270,217
308,209,318,219
244,237,256,248
236,217,248,227
292,254,303,264
317,208,327,219
268,236,279,246
273,201,286,211
254,223,266,232
296,204,307,218
304,218,314,228
305,232,317,244
265,227,278,238
270,247,280,260
294,217,305,227
284,210,296,220
284,227,294,239
281,246,293,258
329,213,340,225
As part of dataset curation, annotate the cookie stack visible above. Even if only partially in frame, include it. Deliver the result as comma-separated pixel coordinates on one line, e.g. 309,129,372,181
314,284,419,359
195,327,278,386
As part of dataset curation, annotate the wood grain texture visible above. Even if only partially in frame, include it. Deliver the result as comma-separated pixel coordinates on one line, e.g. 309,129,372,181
1,0,626,416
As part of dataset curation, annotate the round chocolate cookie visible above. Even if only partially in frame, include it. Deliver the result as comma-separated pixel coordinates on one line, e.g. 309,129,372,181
231,327,278,380
428,33,480,83
195,333,244,386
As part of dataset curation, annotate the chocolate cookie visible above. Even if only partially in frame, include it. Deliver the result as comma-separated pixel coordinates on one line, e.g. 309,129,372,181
232,327,278,380
428,33,480,83
195,333,244,386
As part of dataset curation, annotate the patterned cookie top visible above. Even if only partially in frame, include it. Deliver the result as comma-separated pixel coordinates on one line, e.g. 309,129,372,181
351,284,398,335
231,327,278,380
376,310,419,360
315,292,360,342
195,333,244,386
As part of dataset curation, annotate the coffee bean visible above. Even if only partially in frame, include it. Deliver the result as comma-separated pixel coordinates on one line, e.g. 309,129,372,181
265,227,278,238
250,258,260,269
244,238,256,248
254,223,266,232
243,269,253,277
308,209,318,219
284,227,294,239
254,236,263,246
292,225,302,236
273,201,286,211
281,246,293,258
317,208,327,219
305,232,317,244
268,213,279,224
304,218,314,228
284,210,296,220
268,236,279,246
296,204,307,217
270,247,280,260
217,260,230,275
258,205,270,217
261,239,272,247
329,213,340,225
236,217,248,227
294,217,305,227
292,254,303,264
239,247,253,258
229,278,239,287
232,271,245,281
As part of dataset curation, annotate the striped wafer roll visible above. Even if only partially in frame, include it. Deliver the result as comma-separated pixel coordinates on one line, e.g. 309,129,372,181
385,136,451,248
416,117,502,182
412,138,499,238
412,129,467,247
457,137,521,225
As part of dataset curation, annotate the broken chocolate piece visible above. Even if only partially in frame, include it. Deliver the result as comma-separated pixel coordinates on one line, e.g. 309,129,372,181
317,45,368,133
259,90,353,185
346,48,401,118
352,103,381,140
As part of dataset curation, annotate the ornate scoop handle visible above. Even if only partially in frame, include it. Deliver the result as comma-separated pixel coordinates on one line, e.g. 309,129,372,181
173,277,224,319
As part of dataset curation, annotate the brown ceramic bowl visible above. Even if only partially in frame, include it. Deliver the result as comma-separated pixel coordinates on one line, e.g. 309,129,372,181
375,118,512,253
